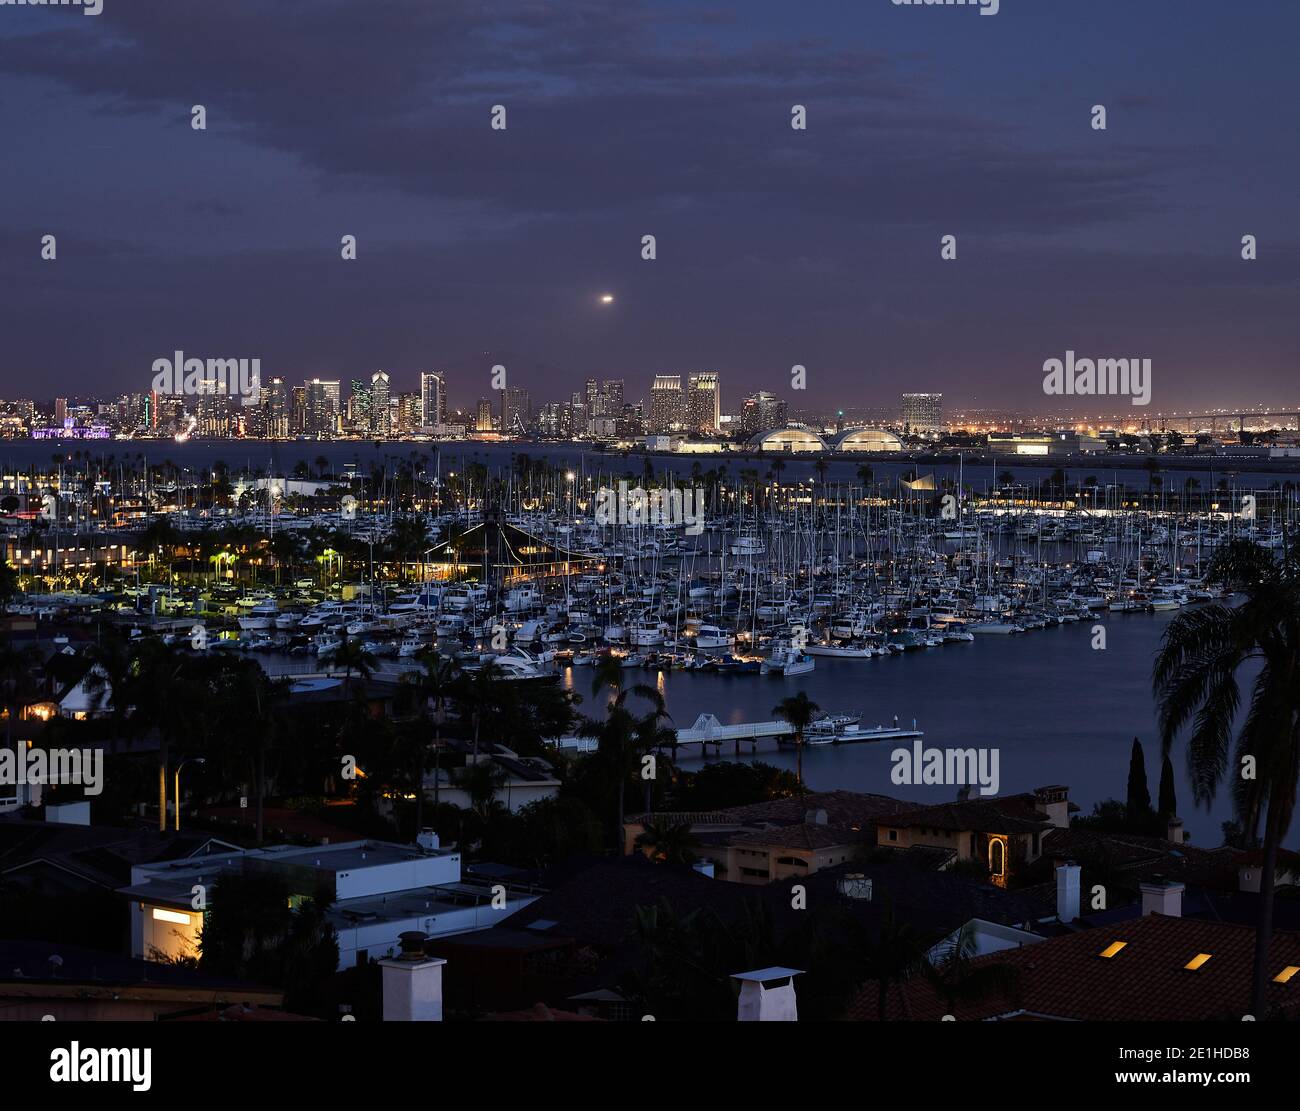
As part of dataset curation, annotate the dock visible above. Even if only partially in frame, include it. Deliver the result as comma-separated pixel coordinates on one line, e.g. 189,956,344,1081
546,714,922,755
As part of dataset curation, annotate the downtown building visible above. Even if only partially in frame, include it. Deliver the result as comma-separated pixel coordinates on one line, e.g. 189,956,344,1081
686,372,721,434
500,386,530,435
370,371,392,436
420,371,447,429
739,390,788,437
902,392,944,436
305,379,341,437
648,375,686,433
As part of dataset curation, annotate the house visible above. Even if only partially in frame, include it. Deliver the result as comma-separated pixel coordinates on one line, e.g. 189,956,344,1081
425,747,561,814
624,789,912,884
0,939,285,1022
874,786,1073,884
116,832,539,970
847,913,1300,1021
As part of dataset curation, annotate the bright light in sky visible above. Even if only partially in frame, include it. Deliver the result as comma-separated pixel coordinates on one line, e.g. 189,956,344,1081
599,293,615,304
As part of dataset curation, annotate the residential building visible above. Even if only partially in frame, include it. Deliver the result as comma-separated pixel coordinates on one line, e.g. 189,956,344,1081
420,371,446,428
119,835,537,971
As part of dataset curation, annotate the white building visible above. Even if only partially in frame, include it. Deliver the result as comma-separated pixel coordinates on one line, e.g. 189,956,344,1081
119,836,537,970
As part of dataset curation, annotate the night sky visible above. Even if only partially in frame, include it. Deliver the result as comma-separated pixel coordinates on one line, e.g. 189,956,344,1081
1,0,1296,414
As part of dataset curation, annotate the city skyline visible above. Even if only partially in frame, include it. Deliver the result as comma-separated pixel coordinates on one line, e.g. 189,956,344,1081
1,0,1297,411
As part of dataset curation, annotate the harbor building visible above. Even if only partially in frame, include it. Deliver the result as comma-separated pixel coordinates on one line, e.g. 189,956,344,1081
829,428,903,452
747,426,827,453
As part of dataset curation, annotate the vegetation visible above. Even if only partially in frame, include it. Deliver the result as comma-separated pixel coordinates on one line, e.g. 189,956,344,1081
1153,537,1300,1017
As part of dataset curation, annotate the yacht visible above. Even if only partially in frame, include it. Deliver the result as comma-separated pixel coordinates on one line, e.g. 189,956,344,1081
237,598,280,631
694,624,736,652
805,641,877,659
761,644,816,676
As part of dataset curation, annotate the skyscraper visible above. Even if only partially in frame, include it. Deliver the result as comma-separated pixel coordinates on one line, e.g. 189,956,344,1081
740,391,787,437
501,386,530,435
263,377,289,438
902,393,944,436
370,371,391,436
687,372,721,433
396,392,421,435
475,398,493,431
305,378,340,437
648,375,685,433
420,371,446,429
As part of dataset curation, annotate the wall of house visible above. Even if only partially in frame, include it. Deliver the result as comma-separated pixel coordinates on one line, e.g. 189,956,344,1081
138,902,203,962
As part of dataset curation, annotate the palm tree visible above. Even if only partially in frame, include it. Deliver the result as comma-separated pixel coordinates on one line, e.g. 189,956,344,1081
634,819,698,865
590,651,661,712
320,638,377,686
80,631,137,756
455,658,504,759
774,691,820,789
1153,538,1300,1017
451,760,509,824
923,922,1022,1016
128,641,195,832
402,648,456,811
584,655,668,850
857,902,928,1020
0,641,39,760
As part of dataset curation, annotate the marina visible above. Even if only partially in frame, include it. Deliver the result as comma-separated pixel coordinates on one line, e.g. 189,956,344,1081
5,444,1296,846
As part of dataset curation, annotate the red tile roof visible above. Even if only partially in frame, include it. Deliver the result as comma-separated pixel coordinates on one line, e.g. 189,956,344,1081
847,914,1300,1021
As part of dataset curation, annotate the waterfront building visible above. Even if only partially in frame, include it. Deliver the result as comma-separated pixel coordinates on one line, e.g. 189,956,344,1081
829,427,903,452
747,426,826,452
649,375,685,433
687,372,722,433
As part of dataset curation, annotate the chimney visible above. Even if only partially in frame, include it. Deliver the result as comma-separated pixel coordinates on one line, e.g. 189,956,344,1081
1055,861,1080,923
731,968,803,1022
804,809,828,826
379,931,446,1022
1033,785,1071,829
1140,879,1184,918
1165,816,1185,844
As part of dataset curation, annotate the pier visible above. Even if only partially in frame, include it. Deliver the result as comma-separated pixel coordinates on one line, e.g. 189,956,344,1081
547,714,922,756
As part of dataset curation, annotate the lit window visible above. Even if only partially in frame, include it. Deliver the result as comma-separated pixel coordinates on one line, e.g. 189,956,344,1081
152,908,191,925
1273,966,1299,984
1099,941,1127,959
1184,953,1212,971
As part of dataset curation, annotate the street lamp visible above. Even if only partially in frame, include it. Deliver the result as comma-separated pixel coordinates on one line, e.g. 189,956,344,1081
174,757,206,832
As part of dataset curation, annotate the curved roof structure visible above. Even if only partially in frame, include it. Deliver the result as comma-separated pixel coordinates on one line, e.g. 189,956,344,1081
830,427,903,452
746,427,827,453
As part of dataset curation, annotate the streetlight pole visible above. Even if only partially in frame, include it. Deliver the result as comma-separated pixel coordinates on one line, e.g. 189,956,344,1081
173,757,206,832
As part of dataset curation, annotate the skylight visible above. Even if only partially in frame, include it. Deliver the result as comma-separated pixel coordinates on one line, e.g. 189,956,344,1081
1098,941,1127,959
1273,966,1300,984
1184,953,1212,971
